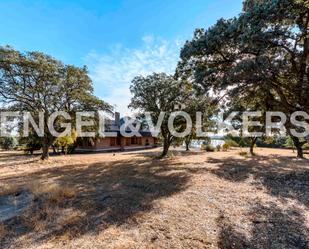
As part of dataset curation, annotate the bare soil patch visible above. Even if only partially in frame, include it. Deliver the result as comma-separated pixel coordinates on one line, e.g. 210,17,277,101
0,148,308,248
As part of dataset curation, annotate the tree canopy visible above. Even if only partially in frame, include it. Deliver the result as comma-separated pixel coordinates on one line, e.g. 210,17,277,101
0,46,112,159
178,0,309,157
129,73,183,157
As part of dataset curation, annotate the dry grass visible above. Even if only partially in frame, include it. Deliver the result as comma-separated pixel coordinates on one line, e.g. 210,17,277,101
238,151,249,157
0,184,21,196
29,182,76,203
0,147,308,248
21,183,77,233
0,223,6,240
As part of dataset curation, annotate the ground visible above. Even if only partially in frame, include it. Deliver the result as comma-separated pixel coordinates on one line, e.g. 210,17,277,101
0,147,308,249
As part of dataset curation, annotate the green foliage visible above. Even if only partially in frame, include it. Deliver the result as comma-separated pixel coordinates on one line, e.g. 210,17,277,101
238,139,246,148
54,130,77,154
129,73,184,157
284,136,296,149
19,134,42,155
222,143,230,151
205,144,215,152
0,47,112,159
224,139,239,148
0,137,17,150
178,0,309,157
256,136,286,148
55,130,77,146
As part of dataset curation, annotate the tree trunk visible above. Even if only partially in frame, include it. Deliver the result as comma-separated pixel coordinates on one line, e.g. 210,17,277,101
291,136,304,159
185,141,190,151
185,135,192,151
161,139,170,157
52,145,57,154
296,145,304,158
41,137,50,160
250,137,257,156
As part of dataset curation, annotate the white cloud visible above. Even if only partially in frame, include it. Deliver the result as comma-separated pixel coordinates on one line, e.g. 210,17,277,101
85,36,183,115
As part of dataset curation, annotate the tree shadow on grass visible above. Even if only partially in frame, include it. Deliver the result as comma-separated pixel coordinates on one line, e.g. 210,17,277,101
0,152,40,167
217,202,309,249
0,157,190,247
201,154,309,248
206,155,309,207
128,148,204,159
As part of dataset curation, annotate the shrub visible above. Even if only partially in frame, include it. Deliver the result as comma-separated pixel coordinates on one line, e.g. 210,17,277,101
224,139,239,147
24,142,42,155
238,138,247,147
0,137,17,150
54,129,77,154
205,145,215,152
19,134,42,155
222,143,230,151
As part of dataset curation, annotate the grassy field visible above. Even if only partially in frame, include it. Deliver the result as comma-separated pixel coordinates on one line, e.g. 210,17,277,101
0,148,308,248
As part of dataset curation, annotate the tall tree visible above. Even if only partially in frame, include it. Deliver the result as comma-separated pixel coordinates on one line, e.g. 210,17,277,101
178,0,309,158
0,46,112,159
129,73,184,157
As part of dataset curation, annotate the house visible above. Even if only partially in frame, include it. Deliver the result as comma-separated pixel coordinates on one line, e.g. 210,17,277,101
76,112,157,152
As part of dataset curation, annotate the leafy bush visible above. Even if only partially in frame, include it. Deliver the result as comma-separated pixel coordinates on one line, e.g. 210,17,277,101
19,134,42,155
54,129,77,154
238,138,247,147
257,136,286,148
284,136,295,149
25,142,42,155
0,137,17,150
222,143,230,151
205,145,215,152
224,139,239,147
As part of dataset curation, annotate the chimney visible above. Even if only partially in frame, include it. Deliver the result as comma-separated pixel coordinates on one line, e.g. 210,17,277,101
115,112,120,127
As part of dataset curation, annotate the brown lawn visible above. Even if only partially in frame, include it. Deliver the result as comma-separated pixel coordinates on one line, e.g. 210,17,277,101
0,148,309,249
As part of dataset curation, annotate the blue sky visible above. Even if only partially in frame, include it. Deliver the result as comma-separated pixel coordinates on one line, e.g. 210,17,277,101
0,0,243,114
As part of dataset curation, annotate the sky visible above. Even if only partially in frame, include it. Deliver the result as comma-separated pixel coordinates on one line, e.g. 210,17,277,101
0,0,243,115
